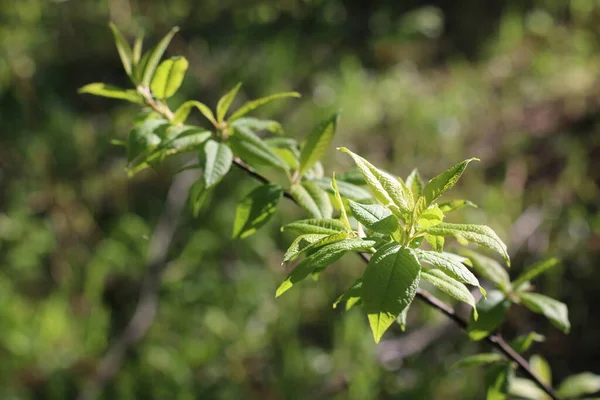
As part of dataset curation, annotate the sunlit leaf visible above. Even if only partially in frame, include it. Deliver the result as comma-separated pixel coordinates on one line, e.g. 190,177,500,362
485,363,512,400
438,199,477,213
232,184,283,239
331,173,352,230
421,223,510,266
512,258,559,289
333,277,362,311
290,181,333,219
283,234,328,263
150,56,189,99
362,243,421,343
421,269,478,319
467,290,511,341
231,117,284,135
202,140,233,187
510,332,545,354
416,250,482,292
313,177,372,203
228,91,301,121
141,26,180,86
459,249,511,291
520,292,570,334
417,204,444,228
509,378,547,400
558,372,600,398
348,200,398,233
451,353,505,370
276,239,376,297
406,168,424,198
216,82,241,122
282,218,349,235
228,125,288,170
298,113,339,176
109,22,133,78
424,234,444,252
172,100,217,126
78,83,142,103
127,118,169,167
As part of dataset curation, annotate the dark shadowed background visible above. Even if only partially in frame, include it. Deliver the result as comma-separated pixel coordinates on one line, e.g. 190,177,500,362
1,0,599,398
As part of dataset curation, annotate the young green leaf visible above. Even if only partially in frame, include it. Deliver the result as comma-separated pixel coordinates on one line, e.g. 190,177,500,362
557,372,600,399
348,200,398,233
283,234,329,263
313,178,372,203
467,290,511,341
362,243,421,343
485,363,512,400
231,118,284,135
202,140,233,187
78,83,142,103
438,199,477,213
510,332,545,354
333,278,362,310
216,82,242,122
530,355,552,385
417,204,444,228
415,250,482,292
512,258,559,289
141,26,180,86
421,223,510,266
338,147,412,214
150,56,189,99
232,184,283,239
276,238,376,297
161,126,212,154
509,378,548,400
188,178,210,217
298,113,339,176
413,158,479,219
132,30,144,66
396,304,410,331
228,125,288,170
109,22,133,78
228,91,301,121
421,269,478,319
519,292,570,334
282,218,349,235
290,181,333,219
424,234,444,252
406,168,424,198
459,249,511,291
331,173,352,230
172,100,217,126
336,168,367,185
450,353,505,370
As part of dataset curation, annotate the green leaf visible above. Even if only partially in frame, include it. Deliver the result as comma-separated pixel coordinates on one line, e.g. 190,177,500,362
421,269,478,319
362,243,421,343
132,30,144,66
530,355,552,385
417,204,444,228
414,158,479,219
127,119,169,166
459,249,512,291
510,332,545,354
228,125,288,170
232,184,283,239
467,290,511,341
282,218,349,235
396,304,410,331
150,56,189,99
424,234,444,252
141,26,180,86
338,147,412,215
216,82,242,122
438,199,477,213
406,168,424,198
298,113,339,176
509,378,547,400
348,200,398,233
202,140,233,187
109,22,133,78
422,223,510,266
520,292,570,334
161,126,211,154
337,168,367,185
283,234,329,263
415,250,482,292
512,258,559,289
333,278,363,310
331,173,352,230
451,353,505,370
188,179,210,217
290,181,333,219
231,117,284,135
558,373,600,398
485,363,512,400
313,178,372,203
78,83,142,103
172,100,217,126
276,239,376,297
228,91,301,121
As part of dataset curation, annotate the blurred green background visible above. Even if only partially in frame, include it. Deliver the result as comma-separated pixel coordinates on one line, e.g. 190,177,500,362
1,0,599,398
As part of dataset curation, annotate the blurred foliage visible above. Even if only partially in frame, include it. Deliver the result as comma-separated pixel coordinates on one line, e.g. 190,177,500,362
1,0,600,398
